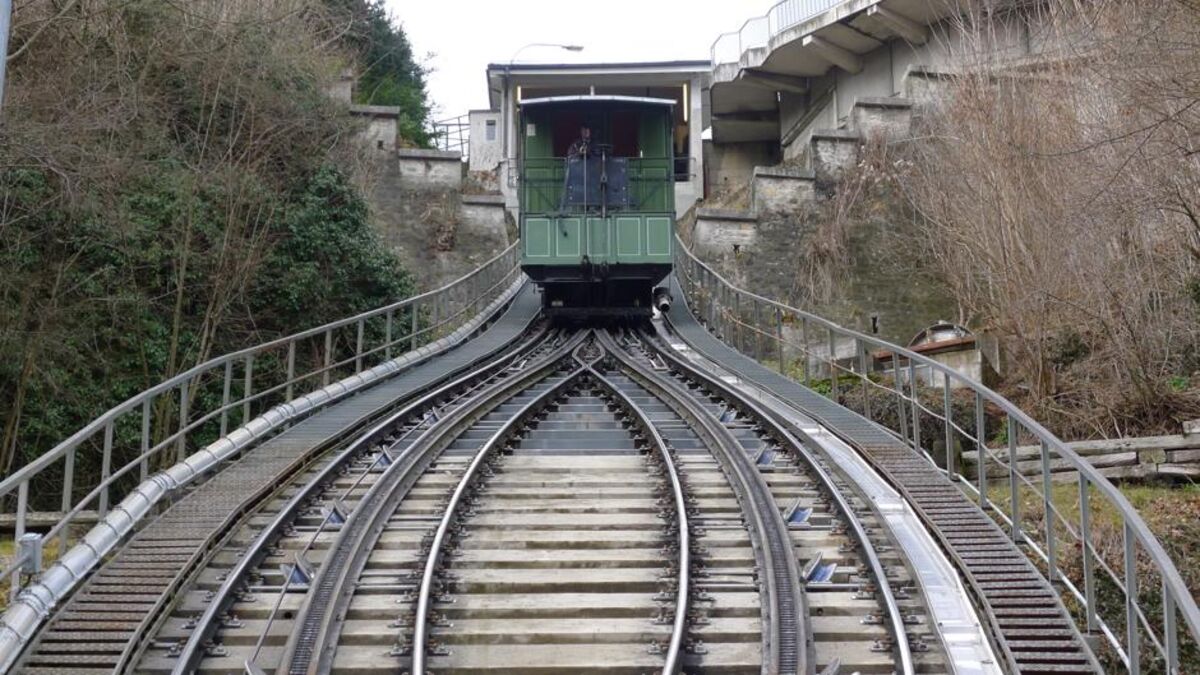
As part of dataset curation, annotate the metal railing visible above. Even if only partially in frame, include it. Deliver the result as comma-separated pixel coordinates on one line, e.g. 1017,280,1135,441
674,236,1200,674
433,113,470,157
710,0,846,67
520,156,673,215
0,243,522,602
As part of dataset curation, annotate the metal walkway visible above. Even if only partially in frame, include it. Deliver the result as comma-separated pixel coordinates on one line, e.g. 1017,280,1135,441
663,277,1101,674
17,285,542,674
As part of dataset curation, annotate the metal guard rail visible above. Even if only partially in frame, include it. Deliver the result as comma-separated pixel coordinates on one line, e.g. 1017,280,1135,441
710,0,845,67
0,243,521,603
674,235,1199,674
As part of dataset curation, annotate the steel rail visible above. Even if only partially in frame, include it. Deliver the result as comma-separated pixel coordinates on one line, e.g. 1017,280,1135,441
584,353,690,674
597,329,809,675
277,332,586,675
674,235,1200,668
168,327,553,674
409,352,589,673
641,325,915,675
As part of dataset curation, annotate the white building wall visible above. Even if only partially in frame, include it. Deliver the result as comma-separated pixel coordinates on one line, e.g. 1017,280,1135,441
468,110,502,173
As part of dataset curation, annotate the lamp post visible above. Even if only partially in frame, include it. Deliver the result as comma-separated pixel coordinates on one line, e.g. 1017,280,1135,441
0,0,12,108
502,43,584,195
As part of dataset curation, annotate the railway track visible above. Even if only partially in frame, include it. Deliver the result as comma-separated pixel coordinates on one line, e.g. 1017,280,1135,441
33,314,1120,675
35,326,944,675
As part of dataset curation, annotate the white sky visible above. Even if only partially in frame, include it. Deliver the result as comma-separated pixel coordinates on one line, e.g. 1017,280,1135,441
387,0,771,121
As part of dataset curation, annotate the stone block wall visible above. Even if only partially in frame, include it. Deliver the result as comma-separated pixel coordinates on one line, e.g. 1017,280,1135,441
692,209,759,261
810,129,861,188
397,148,463,191
752,166,816,214
459,194,510,243
850,97,913,140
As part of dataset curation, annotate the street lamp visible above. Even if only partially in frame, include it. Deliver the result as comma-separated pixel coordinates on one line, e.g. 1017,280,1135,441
509,42,585,64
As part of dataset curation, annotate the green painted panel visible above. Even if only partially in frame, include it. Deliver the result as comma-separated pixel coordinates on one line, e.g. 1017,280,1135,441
522,111,555,159
525,218,553,258
646,216,673,257
586,217,609,260
616,216,642,257
556,218,582,258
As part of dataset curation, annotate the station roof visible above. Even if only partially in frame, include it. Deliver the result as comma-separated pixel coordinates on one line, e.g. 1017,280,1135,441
520,95,677,108
486,60,711,109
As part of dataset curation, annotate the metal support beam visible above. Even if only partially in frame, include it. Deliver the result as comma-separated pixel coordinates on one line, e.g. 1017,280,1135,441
739,68,809,94
711,109,780,124
802,35,863,74
867,6,929,45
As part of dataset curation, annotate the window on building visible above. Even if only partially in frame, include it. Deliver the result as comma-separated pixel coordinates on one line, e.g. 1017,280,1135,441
485,119,497,141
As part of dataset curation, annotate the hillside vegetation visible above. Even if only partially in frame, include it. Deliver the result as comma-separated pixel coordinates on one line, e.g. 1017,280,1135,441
0,0,430,478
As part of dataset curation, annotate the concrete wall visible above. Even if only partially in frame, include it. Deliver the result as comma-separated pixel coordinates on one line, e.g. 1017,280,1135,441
397,148,463,191
704,140,780,199
468,110,502,173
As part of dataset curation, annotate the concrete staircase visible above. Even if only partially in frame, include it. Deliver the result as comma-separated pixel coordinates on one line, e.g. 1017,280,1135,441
693,66,951,259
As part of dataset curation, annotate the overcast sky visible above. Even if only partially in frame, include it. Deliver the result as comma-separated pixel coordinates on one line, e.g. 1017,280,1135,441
387,0,771,121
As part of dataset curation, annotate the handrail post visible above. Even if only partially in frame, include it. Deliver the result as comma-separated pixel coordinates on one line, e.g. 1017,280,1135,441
733,288,741,351
140,398,151,481
10,479,28,602
943,376,955,479
323,329,333,386
754,300,763,360
100,421,114,516
355,319,365,373
894,355,909,445
801,315,811,386
1041,440,1057,582
828,327,839,400
243,354,254,425
176,381,189,464
857,338,870,421
774,306,784,374
432,296,441,340
411,302,420,351
220,360,232,437
1125,522,1140,675
1079,474,1098,634
1164,580,1179,672
384,309,394,360
909,361,921,455
975,392,987,510
286,342,296,401
61,446,76,553
1008,417,1021,543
